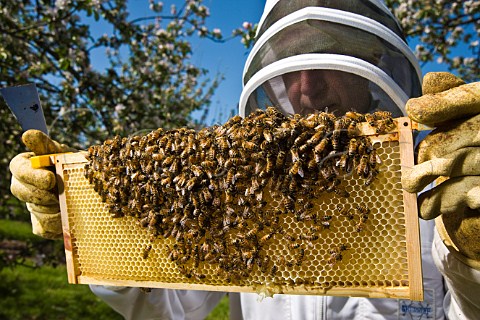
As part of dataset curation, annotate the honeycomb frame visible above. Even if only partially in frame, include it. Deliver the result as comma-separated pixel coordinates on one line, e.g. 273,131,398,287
55,117,423,301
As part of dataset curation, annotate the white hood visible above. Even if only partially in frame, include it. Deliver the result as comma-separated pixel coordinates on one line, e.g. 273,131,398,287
239,0,422,118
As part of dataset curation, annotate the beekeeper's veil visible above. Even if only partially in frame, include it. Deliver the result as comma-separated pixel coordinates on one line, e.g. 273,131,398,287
239,0,422,117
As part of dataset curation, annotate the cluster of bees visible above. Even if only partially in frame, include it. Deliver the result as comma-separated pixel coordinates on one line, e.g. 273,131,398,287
84,107,395,284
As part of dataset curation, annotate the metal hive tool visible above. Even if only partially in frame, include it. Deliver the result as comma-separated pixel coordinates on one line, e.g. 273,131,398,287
53,109,423,301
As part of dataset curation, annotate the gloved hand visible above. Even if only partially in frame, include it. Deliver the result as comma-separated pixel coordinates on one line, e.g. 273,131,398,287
402,72,480,269
9,130,75,239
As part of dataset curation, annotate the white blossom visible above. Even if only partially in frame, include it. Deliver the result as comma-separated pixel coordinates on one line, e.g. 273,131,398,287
55,0,70,10
465,57,475,64
115,104,126,112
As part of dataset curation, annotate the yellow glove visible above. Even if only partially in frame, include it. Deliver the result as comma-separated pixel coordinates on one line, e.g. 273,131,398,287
9,130,75,239
402,72,480,269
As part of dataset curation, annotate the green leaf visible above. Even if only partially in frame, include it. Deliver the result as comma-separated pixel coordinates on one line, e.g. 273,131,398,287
59,58,70,71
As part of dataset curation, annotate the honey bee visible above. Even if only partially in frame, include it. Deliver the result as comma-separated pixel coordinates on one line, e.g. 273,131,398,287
348,138,358,157
336,153,348,170
139,215,150,228
226,168,236,187
274,150,286,170
165,139,173,153
365,168,379,186
246,224,260,239
162,155,175,166
373,110,392,120
327,250,343,266
130,172,146,183
259,231,275,244
207,147,216,161
192,244,200,267
289,161,304,178
355,220,366,232
355,137,364,155
356,204,370,219
274,127,290,140
375,119,392,134
257,256,271,273
227,114,243,125
296,210,317,223
300,233,319,241
177,265,193,279
190,165,204,177
191,271,206,281
334,187,350,198
166,244,180,261
307,158,318,171
283,196,295,212
199,135,212,149
306,130,325,147
283,232,296,242
142,243,152,259
266,106,283,118
225,191,235,204
331,131,342,152
338,243,349,252
290,148,300,163
260,156,274,178
263,129,273,143
336,204,354,219
211,195,222,207
293,131,310,147
242,141,257,151
356,154,369,177
172,173,187,187
128,198,142,212
369,149,382,168
169,159,181,174
145,145,158,155
270,265,278,277
345,111,365,122
228,157,246,169
321,220,331,230
365,113,376,127
200,240,211,256
296,248,305,266
190,193,202,209
198,211,211,228
217,136,230,153
200,188,212,204
320,165,335,181
346,120,358,137
314,137,329,158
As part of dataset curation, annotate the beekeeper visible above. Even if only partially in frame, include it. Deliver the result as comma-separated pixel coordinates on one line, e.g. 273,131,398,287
9,0,480,319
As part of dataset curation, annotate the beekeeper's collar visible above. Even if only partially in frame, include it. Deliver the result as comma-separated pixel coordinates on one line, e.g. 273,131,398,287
239,0,422,117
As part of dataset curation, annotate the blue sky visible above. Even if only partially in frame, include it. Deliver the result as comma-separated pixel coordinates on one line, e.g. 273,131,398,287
111,1,265,125
93,1,462,125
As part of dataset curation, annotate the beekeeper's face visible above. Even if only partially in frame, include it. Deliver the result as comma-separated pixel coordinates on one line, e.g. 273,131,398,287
282,70,371,116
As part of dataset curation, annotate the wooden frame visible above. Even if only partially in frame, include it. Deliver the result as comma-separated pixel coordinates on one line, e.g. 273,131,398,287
53,117,423,300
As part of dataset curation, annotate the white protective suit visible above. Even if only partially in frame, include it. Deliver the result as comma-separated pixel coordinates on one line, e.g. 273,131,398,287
91,1,480,319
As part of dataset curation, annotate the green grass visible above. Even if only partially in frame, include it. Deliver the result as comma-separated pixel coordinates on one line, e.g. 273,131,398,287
0,219,39,242
206,295,230,320
0,219,121,319
0,263,230,320
0,264,123,320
